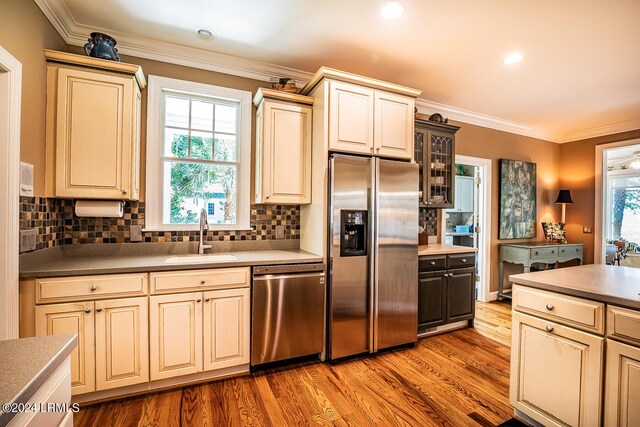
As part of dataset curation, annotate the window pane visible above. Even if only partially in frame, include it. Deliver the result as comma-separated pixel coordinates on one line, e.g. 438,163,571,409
165,95,189,128
191,100,213,131
165,161,237,225
190,131,213,160
215,104,237,134
214,134,237,162
164,128,189,157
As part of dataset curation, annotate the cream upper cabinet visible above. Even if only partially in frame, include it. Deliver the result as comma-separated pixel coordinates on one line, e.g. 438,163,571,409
605,339,640,427
45,50,145,200
203,288,250,371
150,292,203,381
328,81,375,155
373,91,414,159
254,88,313,204
35,302,95,395
94,297,149,391
510,311,603,427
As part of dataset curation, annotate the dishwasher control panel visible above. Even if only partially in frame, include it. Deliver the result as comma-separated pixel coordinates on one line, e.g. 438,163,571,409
253,263,325,276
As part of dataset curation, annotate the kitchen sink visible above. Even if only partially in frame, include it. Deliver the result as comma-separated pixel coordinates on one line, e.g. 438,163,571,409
164,254,238,264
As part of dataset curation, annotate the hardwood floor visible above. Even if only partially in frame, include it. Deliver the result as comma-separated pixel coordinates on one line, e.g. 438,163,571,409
76,301,513,427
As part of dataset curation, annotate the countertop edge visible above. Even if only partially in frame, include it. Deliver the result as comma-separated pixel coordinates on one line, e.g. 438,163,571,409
510,277,640,310
20,254,324,279
1,334,77,425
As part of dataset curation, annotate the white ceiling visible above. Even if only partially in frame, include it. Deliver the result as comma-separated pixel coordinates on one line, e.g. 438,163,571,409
36,0,640,142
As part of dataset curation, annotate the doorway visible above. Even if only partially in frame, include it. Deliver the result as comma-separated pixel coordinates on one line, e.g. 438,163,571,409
595,139,640,265
440,155,492,302
0,45,22,340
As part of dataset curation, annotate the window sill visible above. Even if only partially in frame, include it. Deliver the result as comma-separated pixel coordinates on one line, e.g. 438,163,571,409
142,226,253,233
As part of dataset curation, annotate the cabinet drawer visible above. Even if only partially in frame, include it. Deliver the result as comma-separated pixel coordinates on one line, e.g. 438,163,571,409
36,273,148,303
607,305,640,346
448,253,475,269
529,247,558,260
419,255,447,272
150,267,249,294
513,285,604,334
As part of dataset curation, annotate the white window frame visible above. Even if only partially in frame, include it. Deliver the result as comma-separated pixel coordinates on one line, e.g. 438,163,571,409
145,75,252,231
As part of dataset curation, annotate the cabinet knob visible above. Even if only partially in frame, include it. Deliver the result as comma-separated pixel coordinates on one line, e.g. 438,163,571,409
90,285,97,292
561,249,565,253
205,298,211,302
122,189,127,195
535,251,539,255
546,304,554,311
96,307,103,313
84,307,91,314
200,279,206,284
196,298,202,303
430,261,436,266
461,259,467,263
376,147,380,152
265,195,270,199
545,325,554,333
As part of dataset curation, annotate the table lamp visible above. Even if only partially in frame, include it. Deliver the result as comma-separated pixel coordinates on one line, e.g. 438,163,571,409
555,189,573,224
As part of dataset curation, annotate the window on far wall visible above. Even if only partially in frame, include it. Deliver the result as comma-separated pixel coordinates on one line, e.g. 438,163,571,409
606,171,640,245
145,76,251,231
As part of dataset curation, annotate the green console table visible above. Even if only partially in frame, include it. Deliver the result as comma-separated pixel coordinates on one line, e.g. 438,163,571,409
498,242,583,300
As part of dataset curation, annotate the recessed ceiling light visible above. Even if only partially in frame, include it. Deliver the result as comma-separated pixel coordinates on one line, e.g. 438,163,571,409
502,52,524,65
380,1,404,20
194,28,215,41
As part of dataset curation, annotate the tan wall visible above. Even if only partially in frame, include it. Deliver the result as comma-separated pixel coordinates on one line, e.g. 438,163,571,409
447,119,562,292
0,0,66,195
559,129,640,264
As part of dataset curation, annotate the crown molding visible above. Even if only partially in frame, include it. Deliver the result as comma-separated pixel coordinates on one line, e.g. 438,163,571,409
36,0,639,145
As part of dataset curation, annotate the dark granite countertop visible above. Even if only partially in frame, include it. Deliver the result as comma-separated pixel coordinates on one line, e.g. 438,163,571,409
510,264,640,310
20,242,323,279
0,334,77,425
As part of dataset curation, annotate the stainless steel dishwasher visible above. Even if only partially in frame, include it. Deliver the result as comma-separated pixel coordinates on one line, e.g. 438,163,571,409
251,263,325,366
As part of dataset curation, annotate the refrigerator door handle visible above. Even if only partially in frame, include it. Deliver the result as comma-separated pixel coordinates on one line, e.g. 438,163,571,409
371,157,380,354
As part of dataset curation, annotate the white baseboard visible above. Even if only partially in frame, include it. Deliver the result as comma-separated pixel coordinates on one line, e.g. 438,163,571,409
488,291,499,302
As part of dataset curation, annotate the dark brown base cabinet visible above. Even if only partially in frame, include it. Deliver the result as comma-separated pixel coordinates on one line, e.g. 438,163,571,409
418,253,476,333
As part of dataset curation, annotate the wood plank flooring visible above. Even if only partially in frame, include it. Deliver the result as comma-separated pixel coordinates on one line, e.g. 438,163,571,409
75,301,513,427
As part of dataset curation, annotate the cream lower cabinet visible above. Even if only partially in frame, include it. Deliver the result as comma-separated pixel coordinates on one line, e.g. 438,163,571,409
510,311,603,427
254,88,313,204
150,288,249,381
35,297,149,395
605,339,640,427
36,302,95,395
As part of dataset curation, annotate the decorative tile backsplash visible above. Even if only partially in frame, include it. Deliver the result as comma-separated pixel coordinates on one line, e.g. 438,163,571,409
20,197,300,252
420,208,439,237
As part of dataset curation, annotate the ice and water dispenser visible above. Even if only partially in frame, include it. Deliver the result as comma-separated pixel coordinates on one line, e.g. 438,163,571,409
340,210,368,257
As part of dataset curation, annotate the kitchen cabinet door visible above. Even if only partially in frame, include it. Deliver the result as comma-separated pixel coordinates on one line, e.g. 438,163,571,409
203,288,250,371
54,67,135,199
35,302,95,395
328,81,374,155
257,100,312,204
95,297,149,391
605,339,640,427
510,311,603,427
373,91,414,160
418,272,447,329
446,268,475,323
150,292,203,380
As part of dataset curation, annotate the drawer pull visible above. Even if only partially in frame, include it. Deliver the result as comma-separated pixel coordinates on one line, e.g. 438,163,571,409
205,298,211,302
545,325,554,332
196,298,202,303
90,285,97,292
561,249,565,253
535,251,539,255
546,304,554,311
84,307,91,314
200,279,206,284
430,261,436,266
96,307,103,313
461,259,467,263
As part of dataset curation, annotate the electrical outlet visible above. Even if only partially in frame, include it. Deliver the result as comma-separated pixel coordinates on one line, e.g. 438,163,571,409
129,225,143,242
276,225,285,239
20,229,37,253
583,226,593,234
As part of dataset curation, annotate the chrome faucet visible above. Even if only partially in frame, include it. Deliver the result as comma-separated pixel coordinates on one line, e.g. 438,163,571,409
198,208,212,254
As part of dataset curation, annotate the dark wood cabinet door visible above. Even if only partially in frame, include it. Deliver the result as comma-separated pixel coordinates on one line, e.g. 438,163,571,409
446,268,475,323
418,272,447,329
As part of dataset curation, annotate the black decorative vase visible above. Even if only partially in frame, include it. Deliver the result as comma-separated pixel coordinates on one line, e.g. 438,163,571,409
83,32,121,62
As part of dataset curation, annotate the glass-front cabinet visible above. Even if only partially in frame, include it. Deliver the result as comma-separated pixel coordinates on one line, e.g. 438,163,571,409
415,119,460,208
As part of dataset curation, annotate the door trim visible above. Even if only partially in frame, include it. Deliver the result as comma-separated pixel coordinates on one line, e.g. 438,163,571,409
0,45,21,340
440,155,492,302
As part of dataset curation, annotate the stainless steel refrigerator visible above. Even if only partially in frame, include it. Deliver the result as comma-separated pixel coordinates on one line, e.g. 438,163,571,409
327,154,418,360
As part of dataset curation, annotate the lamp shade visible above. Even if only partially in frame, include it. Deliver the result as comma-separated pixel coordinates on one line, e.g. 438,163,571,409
555,189,573,204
